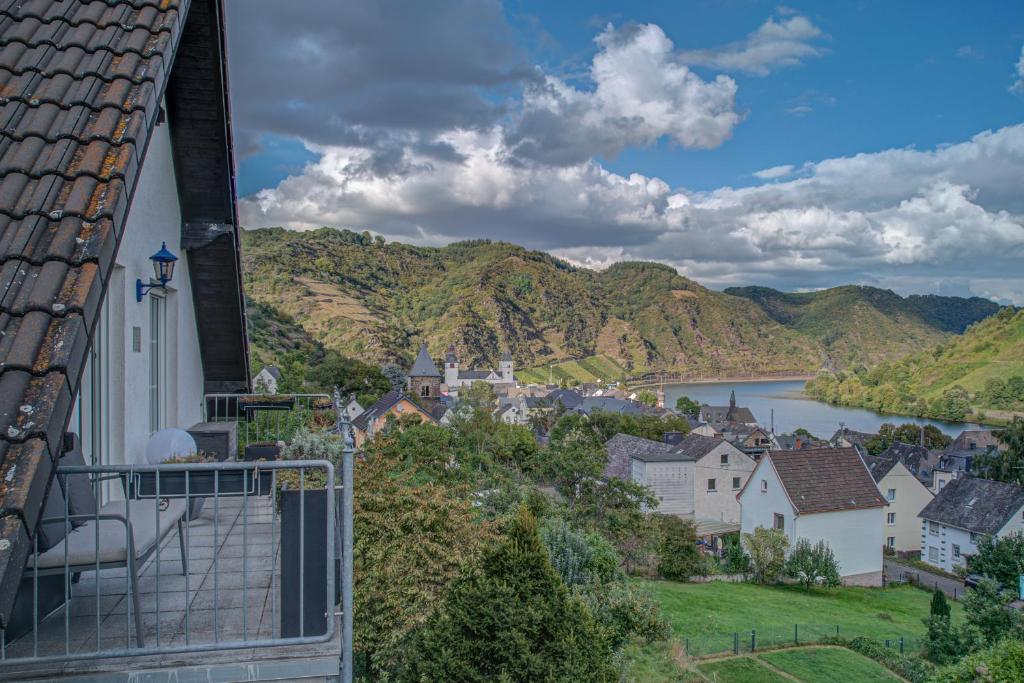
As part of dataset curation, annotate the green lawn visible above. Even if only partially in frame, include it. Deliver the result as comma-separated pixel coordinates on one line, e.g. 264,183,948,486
636,580,956,656
760,648,900,682
622,642,701,682
698,657,789,682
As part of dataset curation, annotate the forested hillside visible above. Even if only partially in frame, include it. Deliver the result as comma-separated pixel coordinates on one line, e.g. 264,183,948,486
805,308,1024,422
241,226,1004,380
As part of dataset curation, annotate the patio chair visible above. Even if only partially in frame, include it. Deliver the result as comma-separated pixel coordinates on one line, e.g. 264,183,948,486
24,445,188,648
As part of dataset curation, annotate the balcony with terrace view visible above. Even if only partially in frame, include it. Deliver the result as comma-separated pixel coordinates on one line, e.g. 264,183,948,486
0,394,352,682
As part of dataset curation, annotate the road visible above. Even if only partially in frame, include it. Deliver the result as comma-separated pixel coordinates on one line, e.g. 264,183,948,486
883,557,965,600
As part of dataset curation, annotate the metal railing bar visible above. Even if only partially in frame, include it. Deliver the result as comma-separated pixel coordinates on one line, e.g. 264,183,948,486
213,469,219,644
299,467,305,639
242,471,248,641
63,473,69,656
184,470,191,646
155,470,161,646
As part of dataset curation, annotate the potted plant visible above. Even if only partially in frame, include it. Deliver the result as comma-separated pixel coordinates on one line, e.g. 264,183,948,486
243,440,282,461
239,393,296,416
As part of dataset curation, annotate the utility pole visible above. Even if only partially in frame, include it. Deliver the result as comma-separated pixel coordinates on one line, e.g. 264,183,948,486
333,387,355,683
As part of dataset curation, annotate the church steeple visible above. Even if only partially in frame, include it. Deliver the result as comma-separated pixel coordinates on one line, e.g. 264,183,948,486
729,389,736,410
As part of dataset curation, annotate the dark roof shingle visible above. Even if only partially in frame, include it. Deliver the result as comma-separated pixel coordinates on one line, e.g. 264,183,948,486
768,447,887,514
0,0,197,629
918,476,1024,535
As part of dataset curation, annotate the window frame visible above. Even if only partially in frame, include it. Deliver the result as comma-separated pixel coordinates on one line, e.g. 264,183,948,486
707,478,717,493
773,513,785,531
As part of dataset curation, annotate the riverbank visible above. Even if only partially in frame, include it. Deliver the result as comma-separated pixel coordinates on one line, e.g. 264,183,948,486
663,380,981,437
629,374,815,391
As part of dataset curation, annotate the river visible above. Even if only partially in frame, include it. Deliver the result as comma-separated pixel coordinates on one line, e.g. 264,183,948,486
664,380,980,438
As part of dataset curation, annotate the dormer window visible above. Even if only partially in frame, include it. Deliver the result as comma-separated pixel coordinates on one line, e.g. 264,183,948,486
420,385,431,397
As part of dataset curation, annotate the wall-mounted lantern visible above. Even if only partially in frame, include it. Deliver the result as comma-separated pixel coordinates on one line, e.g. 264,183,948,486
135,242,178,302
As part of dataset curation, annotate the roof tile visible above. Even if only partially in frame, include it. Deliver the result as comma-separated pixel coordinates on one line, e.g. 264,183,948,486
768,447,888,514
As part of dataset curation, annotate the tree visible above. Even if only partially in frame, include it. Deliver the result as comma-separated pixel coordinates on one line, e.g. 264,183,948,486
973,419,1024,485
635,390,658,407
722,535,751,575
967,532,1024,590
354,453,490,676
675,395,701,418
963,577,1022,645
784,538,840,590
931,589,951,620
741,527,789,585
866,422,952,454
930,638,1024,683
657,516,703,581
461,380,497,413
573,478,660,573
380,362,407,392
403,507,617,682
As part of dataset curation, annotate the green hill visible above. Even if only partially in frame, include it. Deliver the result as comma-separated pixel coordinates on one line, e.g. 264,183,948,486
725,285,1001,368
805,308,1024,422
240,226,1004,382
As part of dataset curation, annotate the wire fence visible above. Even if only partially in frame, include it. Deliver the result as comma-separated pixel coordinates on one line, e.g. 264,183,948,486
680,623,925,658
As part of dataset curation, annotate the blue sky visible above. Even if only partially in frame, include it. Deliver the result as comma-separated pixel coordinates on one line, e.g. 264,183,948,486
228,1,1024,302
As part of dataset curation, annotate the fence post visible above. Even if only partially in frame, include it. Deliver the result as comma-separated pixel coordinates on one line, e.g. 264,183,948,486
751,629,757,652
684,637,689,657
733,632,739,655
836,625,840,637
794,623,798,645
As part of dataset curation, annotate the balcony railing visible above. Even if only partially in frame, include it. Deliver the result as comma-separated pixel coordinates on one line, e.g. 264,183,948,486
203,393,334,458
0,460,336,667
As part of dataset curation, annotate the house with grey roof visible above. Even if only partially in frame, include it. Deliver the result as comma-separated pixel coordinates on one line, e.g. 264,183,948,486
862,451,934,555
698,391,757,427
918,477,1024,573
604,432,754,530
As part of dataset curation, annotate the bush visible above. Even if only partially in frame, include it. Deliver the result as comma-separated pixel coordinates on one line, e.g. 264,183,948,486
923,614,984,666
822,636,935,683
929,638,1024,683
657,516,702,581
576,581,671,651
742,526,789,585
722,536,750,574
280,427,343,466
785,538,841,590
540,517,623,587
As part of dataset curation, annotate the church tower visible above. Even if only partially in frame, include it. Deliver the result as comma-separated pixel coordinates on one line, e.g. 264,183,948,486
499,349,514,383
444,345,459,387
408,343,441,402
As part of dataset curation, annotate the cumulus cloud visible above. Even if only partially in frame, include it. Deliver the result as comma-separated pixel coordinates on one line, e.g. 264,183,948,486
503,23,740,165
753,164,795,180
241,123,1024,303
676,14,827,76
1012,44,1024,94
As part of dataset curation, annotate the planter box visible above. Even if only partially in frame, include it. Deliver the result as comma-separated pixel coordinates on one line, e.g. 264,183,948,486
243,443,281,461
124,468,273,498
280,487,341,638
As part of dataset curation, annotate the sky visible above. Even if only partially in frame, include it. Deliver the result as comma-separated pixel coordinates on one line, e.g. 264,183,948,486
226,1,1024,304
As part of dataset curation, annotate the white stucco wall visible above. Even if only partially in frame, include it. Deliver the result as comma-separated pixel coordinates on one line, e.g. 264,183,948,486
878,462,933,553
631,459,694,515
739,457,795,540
69,113,204,474
922,503,1024,573
794,507,884,578
695,442,755,523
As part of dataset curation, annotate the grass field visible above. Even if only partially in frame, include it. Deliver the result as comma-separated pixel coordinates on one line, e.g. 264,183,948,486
516,354,629,385
698,657,789,682
635,580,954,656
759,648,900,682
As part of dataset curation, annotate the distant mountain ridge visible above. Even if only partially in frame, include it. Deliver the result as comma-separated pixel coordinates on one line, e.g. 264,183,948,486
241,226,1003,377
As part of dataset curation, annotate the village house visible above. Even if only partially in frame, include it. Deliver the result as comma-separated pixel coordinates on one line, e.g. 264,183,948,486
253,365,282,394
604,432,755,546
738,448,888,586
351,390,444,447
830,426,876,454
862,454,934,555
443,345,515,394
917,477,1024,574
698,391,757,427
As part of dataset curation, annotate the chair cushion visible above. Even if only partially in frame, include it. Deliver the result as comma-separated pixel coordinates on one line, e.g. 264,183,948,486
59,439,97,528
28,499,186,570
